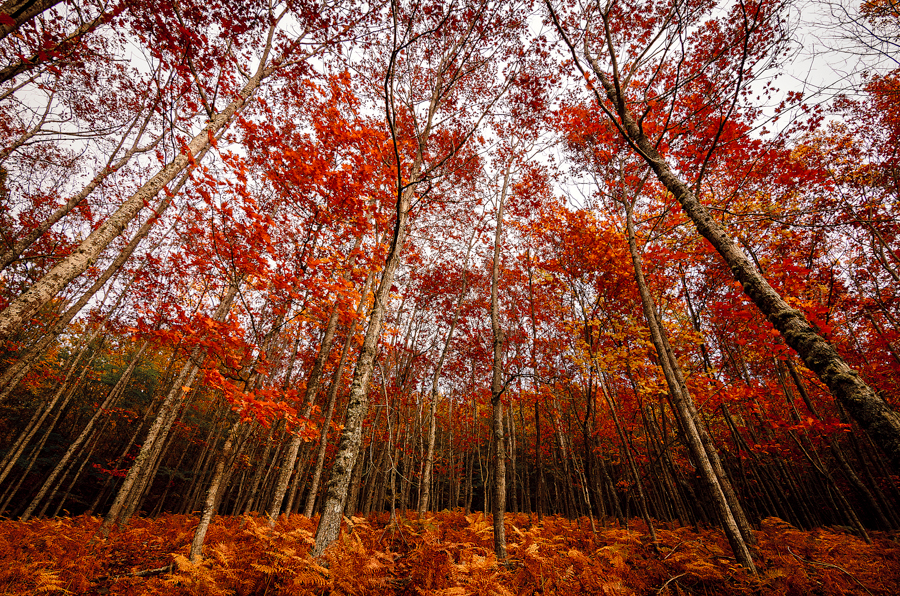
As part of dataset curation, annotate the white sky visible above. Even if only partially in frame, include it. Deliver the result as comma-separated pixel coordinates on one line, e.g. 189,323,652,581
782,0,898,107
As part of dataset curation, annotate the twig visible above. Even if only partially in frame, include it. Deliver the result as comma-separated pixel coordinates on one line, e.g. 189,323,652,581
378,517,409,548
662,539,694,560
657,572,687,594
93,563,174,582
787,547,875,596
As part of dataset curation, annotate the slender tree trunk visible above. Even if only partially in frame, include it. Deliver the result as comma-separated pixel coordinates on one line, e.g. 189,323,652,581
310,148,423,552
488,166,510,560
0,329,101,487
241,423,275,514
0,350,98,513
0,0,65,41
284,444,311,519
303,273,372,518
517,402,529,514
599,455,624,526
0,153,202,405
0,98,163,273
101,280,239,534
20,342,148,520
50,423,105,517
189,419,241,561
582,27,900,471
124,389,194,523
181,405,228,514
507,409,518,513
525,249,546,521
309,37,454,546
622,200,756,573
599,377,657,541
419,238,472,517
267,238,366,524
0,26,280,340
266,324,333,520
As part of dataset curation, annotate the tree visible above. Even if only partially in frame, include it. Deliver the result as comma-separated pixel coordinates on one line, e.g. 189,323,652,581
0,0,65,41
488,161,511,560
311,0,531,556
0,0,346,341
544,0,900,473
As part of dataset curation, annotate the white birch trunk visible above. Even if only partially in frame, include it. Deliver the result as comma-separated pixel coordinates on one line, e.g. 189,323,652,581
19,342,148,520
623,201,756,573
100,281,240,533
303,272,374,518
0,31,276,340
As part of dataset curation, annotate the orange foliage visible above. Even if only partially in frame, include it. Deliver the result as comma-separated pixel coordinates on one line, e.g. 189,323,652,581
1,512,898,595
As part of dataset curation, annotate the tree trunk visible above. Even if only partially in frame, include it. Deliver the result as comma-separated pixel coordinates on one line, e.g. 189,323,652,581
240,423,275,514
310,192,413,554
0,30,278,340
0,0,65,41
0,97,163,273
526,250,546,521
488,166,509,560
267,238,366,524
584,33,900,472
623,200,757,573
419,237,472,517
20,341,148,520
345,447,365,516
101,280,239,534
189,419,242,561
0,350,97,514
303,273,372,518
266,314,338,521
0,328,101,487
307,24,463,545
599,377,657,541
0,147,206,404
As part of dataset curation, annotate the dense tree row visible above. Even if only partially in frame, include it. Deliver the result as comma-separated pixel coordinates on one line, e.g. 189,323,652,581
0,0,898,573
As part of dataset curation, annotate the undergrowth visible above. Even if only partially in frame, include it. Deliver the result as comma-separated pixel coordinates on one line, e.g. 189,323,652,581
0,512,897,595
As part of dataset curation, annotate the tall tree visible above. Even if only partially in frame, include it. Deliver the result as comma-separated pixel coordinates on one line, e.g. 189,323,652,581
311,0,530,556
0,0,344,340
488,163,512,560
545,0,900,471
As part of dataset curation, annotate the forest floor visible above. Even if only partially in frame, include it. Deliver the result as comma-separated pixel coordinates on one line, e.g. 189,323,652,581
1,511,898,595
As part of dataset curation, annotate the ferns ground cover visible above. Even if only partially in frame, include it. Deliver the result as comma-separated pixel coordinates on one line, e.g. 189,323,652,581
0,512,897,595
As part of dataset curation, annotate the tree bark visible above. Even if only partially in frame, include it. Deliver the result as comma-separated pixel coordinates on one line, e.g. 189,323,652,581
308,1,476,546
573,15,900,472
100,280,239,534
622,199,757,573
0,21,281,340
0,0,64,41
303,272,373,518
419,236,473,517
0,149,201,405
20,341,148,520
310,177,415,555
189,419,242,561
488,166,509,560
268,239,366,524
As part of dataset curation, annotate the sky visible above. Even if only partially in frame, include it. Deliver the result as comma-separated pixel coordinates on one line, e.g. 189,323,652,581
784,0,897,106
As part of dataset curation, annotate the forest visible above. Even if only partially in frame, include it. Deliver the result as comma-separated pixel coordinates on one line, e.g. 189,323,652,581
0,0,899,593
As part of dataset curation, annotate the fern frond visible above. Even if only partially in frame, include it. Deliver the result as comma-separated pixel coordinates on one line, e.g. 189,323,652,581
33,569,69,594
